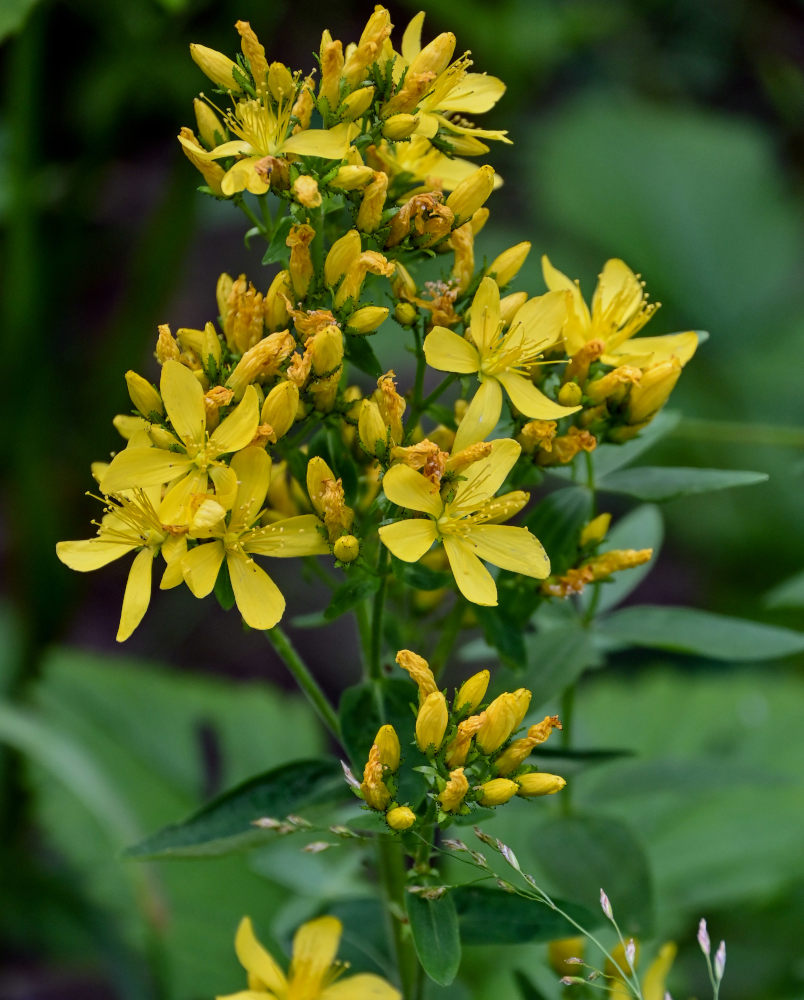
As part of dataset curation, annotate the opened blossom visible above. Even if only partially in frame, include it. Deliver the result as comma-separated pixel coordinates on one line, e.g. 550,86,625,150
379,438,549,605
424,277,580,450
542,255,698,368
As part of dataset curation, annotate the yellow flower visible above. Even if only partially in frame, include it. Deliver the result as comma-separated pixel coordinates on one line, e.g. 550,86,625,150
395,12,510,149
56,486,187,642
369,136,491,193
424,277,580,451
542,255,698,368
219,915,400,1000
608,941,677,1000
179,97,356,197
378,438,550,605
100,361,259,524
179,447,328,630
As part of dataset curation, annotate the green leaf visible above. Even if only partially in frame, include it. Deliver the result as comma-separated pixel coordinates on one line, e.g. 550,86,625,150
524,487,592,576
475,605,526,669
0,0,42,41
345,334,382,376
529,814,654,935
513,970,551,1000
598,466,767,502
453,886,597,944
596,605,804,661
261,215,293,265
517,623,601,706
324,573,381,621
125,758,344,859
406,890,461,985
765,569,804,609
580,504,663,616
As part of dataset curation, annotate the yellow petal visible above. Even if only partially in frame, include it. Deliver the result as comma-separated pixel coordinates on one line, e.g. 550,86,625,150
592,258,643,324
401,10,425,62
159,469,208,525
209,385,260,456
439,73,506,115
161,360,206,450
465,524,550,578
229,447,271,530
181,541,225,598
443,535,497,606
378,519,438,562
605,331,698,368
414,112,440,139
541,254,590,352
281,123,354,160
496,371,581,420
245,515,329,557
160,559,185,590
199,139,254,160
289,916,341,993
423,326,480,374
210,463,239,511
452,437,521,507
100,448,193,493
217,992,279,1000
322,973,401,1000
234,917,287,995
221,158,270,197
642,942,677,1000
452,378,503,453
117,547,154,642
227,552,285,630
469,276,502,355
381,464,443,517
508,290,568,351
56,538,133,571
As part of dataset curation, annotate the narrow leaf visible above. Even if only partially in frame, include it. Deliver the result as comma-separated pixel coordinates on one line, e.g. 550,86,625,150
598,466,767,502
453,886,597,944
406,890,461,985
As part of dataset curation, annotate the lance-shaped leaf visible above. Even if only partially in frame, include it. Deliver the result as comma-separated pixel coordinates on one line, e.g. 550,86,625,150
453,885,598,944
597,465,767,502
406,889,461,986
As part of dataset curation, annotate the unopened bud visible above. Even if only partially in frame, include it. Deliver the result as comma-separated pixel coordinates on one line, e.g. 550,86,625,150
347,306,388,334
394,302,417,326
358,399,388,457
515,772,566,797
329,165,375,190
374,723,401,771
311,325,344,375
386,805,416,831
476,692,518,754
627,358,682,424
391,261,417,300
446,165,495,225
325,230,362,287
382,114,419,141
410,31,456,78
557,381,583,407
714,940,726,980
580,512,611,547
340,86,376,121
486,242,530,286
498,291,528,326
264,270,292,330
476,778,518,807
415,691,448,752
697,918,710,956
125,371,163,418
342,7,392,85
261,381,299,440
333,534,360,563
193,98,225,149
510,688,531,729
189,43,243,91
600,888,613,920
267,61,294,103
454,670,490,715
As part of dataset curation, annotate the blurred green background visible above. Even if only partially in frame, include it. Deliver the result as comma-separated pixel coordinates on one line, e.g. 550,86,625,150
1,0,803,997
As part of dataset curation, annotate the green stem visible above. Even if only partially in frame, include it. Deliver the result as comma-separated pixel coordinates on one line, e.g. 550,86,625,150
407,372,458,430
264,628,340,740
235,194,267,236
376,837,419,999
370,545,390,680
429,600,464,680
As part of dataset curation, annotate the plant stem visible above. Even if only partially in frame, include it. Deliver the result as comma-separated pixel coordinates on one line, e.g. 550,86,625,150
429,599,464,680
264,627,340,740
407,372,458,430
370,545,390,680
235,194,267,236
376,836,419,999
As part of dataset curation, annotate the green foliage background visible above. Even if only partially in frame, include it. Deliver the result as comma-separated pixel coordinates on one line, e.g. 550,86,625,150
1,0,802,997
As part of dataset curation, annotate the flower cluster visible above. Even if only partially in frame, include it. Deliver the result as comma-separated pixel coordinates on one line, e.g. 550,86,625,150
357,649,565,829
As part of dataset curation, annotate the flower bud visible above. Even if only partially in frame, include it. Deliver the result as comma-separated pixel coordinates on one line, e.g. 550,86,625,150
586,365,641,405
356,171,389,233
333,534,360,563
498,291,528,326
374,724,401,771
470,207,489,235
410,31,456,78
329,165,375,190
438,767,469,812
454,670,489,715
486,242,531,286
325,229,362,287
626,358,682,424
287,224,316,300
177,128,225,195
311,325,344,376
391,260,417,300
347,306,389,334
382,114,419,141
267,61,295,102
342,7,393,85
189,43,243,91
515,772,566,797
580,512,611,547
415,691,448,752
264,270,292,331
155,323,181,364
557,381,583,407
360,744,390,811
193,98,226,149
511,688,532,730
358,399,388,457
292,175,322,208
319,30,344,109
446,165,495,225
125,371,163,418
235,20,268,90
394,302,417,326
261,380,299,440
340,86,375,121
292,75,315,128
475,692,518,754
476,778,518,806
386,806,416,831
